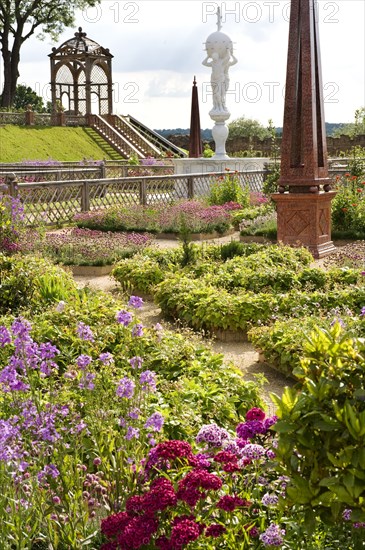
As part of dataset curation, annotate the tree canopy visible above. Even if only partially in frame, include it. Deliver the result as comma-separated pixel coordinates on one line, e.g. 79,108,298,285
0,0,99,107
228,116,271,141
331,108,365,138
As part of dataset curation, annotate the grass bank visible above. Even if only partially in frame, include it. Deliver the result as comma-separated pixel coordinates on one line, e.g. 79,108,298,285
0,125,122,162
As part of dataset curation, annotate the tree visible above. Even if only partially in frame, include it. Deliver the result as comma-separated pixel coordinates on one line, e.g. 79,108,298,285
9,83,48,111
331,107,365,138
228,116,271,141
0,0,99,108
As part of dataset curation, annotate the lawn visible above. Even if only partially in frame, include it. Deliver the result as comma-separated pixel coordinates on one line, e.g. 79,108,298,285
0,125,120,162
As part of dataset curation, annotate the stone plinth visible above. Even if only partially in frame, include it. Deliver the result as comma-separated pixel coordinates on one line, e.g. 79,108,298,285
173,157,270,175
271,191,336,259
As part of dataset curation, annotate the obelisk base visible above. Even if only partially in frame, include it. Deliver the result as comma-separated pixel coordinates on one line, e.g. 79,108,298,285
271,191,337,259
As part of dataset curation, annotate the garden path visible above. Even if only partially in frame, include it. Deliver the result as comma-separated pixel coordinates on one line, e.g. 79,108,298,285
73,231,295,412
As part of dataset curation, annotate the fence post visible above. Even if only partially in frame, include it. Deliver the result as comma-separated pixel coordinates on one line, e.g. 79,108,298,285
99,162,106,179
5,173,18,197
187,176,194,199
81,181,90,211
25,105,35,125
139,180,147,206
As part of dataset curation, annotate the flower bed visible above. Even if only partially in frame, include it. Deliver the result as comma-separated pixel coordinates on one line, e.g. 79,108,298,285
1,247,365,545
40,228,154,266
74,201,234,235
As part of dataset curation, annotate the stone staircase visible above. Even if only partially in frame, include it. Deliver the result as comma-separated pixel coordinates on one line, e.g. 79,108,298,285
88,113,186,160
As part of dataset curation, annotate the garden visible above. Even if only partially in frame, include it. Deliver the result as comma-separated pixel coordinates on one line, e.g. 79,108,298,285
1,160,365,549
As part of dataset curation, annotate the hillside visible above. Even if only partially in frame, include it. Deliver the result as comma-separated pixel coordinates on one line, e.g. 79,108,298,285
0,125,123,162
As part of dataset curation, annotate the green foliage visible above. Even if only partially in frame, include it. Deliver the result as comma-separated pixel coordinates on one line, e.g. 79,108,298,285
11,84,50,112
207,172,250,207
0,253,78,314
272,324,365,523
262,164,281,196
202,143,214,158
332,172,365,234
331,107,365,138
228,115,271,140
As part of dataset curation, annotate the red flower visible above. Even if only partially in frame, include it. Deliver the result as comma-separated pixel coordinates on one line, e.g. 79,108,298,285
342,208,348,212
205,524,227,538
245,407,266,421
170,519,201,549
216,495,248,511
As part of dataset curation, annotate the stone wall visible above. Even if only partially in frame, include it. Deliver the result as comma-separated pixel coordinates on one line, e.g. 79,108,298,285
167,133,365,157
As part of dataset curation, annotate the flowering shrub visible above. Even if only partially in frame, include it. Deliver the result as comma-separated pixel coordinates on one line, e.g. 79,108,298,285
74,201,232,235
331,173,365,236
41,228,154,266
100,409,287,549
0,309,166,547
0,193,26,253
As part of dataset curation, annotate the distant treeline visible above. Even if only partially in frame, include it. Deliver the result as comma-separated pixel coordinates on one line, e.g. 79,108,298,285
155,123,347,140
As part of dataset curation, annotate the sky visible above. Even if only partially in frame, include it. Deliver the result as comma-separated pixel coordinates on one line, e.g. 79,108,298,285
2,0,365,130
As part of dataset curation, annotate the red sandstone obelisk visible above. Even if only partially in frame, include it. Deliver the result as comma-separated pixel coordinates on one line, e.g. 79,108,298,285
272,0,336,258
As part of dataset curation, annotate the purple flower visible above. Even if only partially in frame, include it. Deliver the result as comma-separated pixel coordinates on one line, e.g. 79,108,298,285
99,352,114,366
129,356,143,369
361,306,365,317
259,523,285,547
116,377,135,399
128,295,144,309
56,301,66,313
343,509,352,521
262,493,279,506
132,323,144,337
128,407,141,419
236,420,266,439
77,322,94,342
140,370,157,392
79,372,96,390
196,423,230,447
116,310,133,326
144,412,164,432
76,354,92,370
126,426,140,440
0,326,11,347
11,318,32,338
241,443,266,460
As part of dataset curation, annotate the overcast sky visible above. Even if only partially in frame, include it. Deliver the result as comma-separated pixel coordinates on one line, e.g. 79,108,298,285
2,0,365,130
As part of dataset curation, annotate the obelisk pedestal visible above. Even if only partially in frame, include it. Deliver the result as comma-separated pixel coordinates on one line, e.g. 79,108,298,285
272,0,336,258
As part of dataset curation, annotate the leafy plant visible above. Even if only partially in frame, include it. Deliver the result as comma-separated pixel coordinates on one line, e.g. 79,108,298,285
208,171,250,208
272,323,365,527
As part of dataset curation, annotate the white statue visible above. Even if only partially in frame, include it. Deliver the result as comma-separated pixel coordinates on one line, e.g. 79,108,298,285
202,47,237,112
202,7,237,159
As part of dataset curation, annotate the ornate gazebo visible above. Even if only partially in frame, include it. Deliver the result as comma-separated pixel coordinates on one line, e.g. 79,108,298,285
49,27,113,115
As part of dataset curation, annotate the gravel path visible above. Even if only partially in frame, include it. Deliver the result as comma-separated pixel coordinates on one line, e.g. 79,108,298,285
73,231,293,412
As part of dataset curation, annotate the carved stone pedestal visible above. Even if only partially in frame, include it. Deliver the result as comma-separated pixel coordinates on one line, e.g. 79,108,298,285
271,191,336,259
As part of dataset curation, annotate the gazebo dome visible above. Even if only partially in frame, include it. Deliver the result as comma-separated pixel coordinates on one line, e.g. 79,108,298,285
50,27,112,58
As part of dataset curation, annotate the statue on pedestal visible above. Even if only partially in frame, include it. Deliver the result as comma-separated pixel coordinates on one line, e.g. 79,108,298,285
202,8,237,159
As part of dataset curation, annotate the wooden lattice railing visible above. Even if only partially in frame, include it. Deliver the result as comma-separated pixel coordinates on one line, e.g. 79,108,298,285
105,115,161,158
3,170,268,226
87,114,141,159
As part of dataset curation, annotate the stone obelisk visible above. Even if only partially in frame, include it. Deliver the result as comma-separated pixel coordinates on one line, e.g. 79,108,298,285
272,0,336,258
